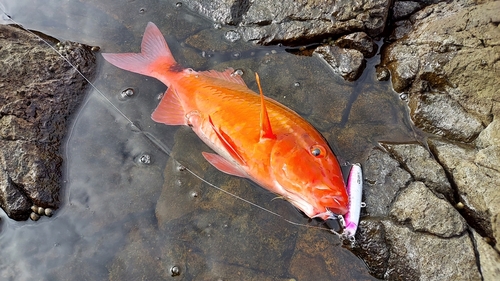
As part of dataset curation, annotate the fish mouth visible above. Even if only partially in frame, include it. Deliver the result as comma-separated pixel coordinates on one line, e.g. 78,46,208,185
327,205,348,216
319,195,348,216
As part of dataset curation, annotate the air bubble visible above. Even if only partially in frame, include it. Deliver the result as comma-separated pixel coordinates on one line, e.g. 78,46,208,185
170,265,181,276
120,88,135,98
224,30,241,42
138,154,151,164
231,69,244,76
232,52,240,58
294,82,300,87
175,2,182,8
139,8,146,14
399,93,408,101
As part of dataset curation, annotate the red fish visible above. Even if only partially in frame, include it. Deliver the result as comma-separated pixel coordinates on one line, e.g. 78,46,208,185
102,22,349,219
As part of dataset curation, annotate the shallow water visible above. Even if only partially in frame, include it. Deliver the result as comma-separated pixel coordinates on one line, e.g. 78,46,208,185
0,0,417,280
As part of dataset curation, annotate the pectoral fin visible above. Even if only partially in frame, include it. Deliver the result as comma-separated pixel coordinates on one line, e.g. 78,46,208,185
208,116,246,165
255,73,276,140
202,152,247,178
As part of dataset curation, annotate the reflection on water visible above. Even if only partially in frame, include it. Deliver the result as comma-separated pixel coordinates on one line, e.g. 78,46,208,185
0,0,417,279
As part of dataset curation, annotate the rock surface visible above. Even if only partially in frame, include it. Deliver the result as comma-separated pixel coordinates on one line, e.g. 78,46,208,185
182,0,391,45
359,0,500,279
382,0,499,140
313,45,366,81
0,24,95,220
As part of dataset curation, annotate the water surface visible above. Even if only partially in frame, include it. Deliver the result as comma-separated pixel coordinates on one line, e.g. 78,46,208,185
0,0,416,279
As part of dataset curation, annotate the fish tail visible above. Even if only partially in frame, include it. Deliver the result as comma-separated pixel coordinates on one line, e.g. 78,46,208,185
102,22,179,86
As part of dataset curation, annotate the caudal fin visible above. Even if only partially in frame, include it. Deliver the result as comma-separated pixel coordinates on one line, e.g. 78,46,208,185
102,22,178,86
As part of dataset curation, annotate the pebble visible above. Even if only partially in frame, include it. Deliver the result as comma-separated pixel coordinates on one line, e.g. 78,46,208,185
30,212,40,221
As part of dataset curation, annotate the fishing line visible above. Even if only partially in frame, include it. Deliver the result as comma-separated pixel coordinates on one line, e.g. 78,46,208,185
0,8,335,234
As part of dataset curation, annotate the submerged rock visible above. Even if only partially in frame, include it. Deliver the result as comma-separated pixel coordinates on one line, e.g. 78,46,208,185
0,25,95,220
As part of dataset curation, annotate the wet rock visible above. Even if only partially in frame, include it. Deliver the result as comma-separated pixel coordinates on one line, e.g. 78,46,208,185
375,65,390,81
392,1,423,20
182,0,391,45
335,32,378,58
429,138,500,245
409,91,484,143
382,221,481,280
378,4,500,279
390,181,466,237
290,228,376,280
382,43,419,93
382,143,453,200
358,146,485,279
314,45,366,81
0,165,31,220
363,149,412,217
352,220,390,279
0,25,95,220
383,1,500,138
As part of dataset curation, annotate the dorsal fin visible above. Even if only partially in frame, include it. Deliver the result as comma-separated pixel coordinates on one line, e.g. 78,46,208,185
255,73,276,140
208,116,246,165
199,68,247,86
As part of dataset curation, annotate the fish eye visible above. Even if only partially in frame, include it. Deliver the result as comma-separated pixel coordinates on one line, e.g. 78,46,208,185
310,145,326,158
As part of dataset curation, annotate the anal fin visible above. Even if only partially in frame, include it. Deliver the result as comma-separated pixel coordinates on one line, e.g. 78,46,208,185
151,87,186,125
202,152,247,178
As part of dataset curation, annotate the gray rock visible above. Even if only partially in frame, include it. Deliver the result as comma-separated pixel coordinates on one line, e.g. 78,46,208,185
429,138,500,245
182,0,391,45
383,43,420,92
388,19,413,41
472,230,500,281
0,164,31,220
335,32,378,58
314,45,366,81
383,1,500,138
364,149,412,217
476,117,500,150
382,221,481,280
0,24,95,220
390,181,466,237
392,1,423,20
352,220,390,279
383,143,453,200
